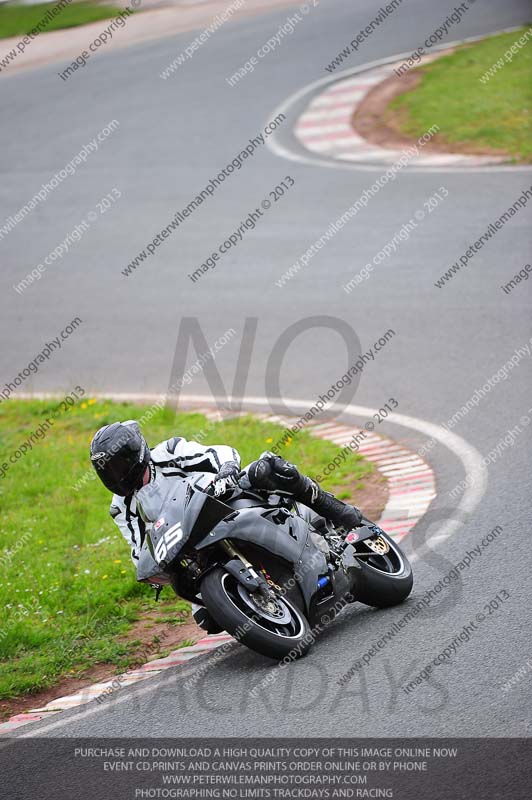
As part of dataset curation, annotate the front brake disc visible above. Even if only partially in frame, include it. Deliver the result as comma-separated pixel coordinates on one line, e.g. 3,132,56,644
236,584,292,623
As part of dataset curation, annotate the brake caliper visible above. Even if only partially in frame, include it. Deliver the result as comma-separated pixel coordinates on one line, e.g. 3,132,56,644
260,568,282,593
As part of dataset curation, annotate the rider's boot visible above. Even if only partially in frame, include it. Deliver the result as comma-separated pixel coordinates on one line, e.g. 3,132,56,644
192,603,223,635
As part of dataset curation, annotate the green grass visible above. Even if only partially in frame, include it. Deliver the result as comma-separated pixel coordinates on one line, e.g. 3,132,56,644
388,28,532,162
0,398,372,700
0,1,125,40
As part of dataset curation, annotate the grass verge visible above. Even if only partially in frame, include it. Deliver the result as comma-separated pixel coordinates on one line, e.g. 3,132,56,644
0,398,375,702
0,1,125,40
387,27,532,162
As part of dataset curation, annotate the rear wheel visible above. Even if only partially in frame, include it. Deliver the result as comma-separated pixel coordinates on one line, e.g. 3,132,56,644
351,530,413,608
200,567,313,660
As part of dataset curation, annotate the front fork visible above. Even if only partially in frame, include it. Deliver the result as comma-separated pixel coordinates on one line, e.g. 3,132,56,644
220,539,271,598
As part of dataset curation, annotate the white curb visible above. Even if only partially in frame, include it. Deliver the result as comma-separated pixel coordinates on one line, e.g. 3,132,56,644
295,53,509,167
265,26,531,173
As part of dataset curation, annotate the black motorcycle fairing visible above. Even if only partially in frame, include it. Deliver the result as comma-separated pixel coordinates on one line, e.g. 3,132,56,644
145,480,235,569
136,475,330,620
194,507,328,615
136,478,283,581
195,506,307,558
136,543,173,582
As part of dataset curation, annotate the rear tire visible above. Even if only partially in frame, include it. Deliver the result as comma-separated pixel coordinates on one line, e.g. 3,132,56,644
352,530,413,608
201,567,313,660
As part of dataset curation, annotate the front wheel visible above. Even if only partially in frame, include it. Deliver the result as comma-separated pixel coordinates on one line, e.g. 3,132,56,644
200,567,313,660
351,530,413,608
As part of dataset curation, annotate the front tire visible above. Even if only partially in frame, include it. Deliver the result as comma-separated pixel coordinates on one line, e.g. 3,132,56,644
351,530,413,608
200,567,313,660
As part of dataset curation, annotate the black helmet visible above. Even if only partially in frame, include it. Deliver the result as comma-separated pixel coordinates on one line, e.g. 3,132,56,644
90,420,150,496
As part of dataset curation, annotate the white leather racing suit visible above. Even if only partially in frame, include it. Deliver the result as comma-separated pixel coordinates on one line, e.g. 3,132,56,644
109,436,240,565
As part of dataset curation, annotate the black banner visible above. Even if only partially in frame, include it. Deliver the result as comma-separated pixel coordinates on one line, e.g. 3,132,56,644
2,738,530,799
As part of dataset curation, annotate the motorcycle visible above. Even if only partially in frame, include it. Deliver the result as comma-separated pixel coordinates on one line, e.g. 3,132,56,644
136,472,413,660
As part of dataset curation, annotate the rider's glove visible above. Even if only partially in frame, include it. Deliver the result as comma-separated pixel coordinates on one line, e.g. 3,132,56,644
248,452,307,494
212,461,240,498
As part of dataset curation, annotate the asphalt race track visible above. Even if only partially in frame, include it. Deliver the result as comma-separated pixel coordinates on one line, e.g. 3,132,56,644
1,0,531,738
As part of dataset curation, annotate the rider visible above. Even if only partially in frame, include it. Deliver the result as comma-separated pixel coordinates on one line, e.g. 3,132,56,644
90,420,363,632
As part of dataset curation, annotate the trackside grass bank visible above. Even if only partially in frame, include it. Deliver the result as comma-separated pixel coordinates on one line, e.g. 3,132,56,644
387,28,532,162
0,1,124,39
0,399,373,701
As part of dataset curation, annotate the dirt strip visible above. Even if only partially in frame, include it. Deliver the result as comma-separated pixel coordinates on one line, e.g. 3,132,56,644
352,50,513,159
